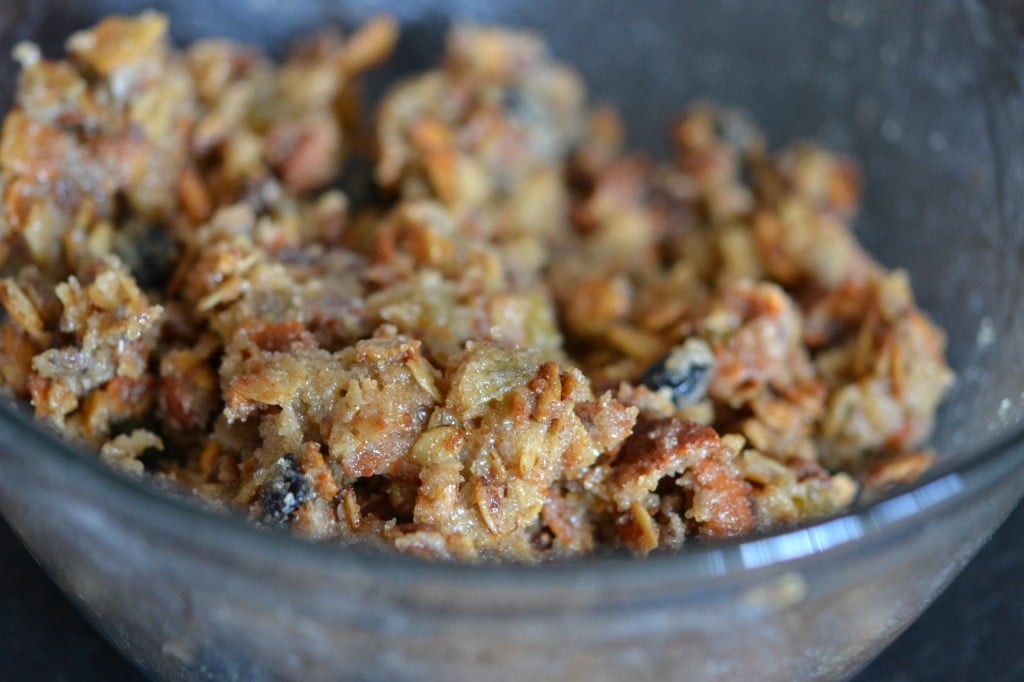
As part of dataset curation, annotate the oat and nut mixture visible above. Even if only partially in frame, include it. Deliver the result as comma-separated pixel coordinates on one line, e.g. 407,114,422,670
0,13,954,561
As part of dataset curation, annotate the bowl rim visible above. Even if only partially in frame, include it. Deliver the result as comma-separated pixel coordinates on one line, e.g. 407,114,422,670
2,396,1021,590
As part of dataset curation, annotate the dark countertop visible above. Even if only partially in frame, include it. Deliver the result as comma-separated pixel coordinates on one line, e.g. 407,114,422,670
1,504,1023,681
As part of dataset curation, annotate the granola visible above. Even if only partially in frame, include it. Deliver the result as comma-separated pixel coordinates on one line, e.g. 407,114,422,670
0,14,954,561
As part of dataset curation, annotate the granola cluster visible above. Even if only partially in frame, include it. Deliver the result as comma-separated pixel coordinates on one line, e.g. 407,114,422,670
0,14,953,561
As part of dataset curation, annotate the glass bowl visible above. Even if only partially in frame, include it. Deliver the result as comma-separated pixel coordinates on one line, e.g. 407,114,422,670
1,1,1023,680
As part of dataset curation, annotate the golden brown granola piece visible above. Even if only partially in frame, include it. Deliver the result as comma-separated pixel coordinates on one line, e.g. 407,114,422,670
608,418,753,554
699,282,825,462
327,334,440,479
100,428,163,475
816,272,954,468
67,11,168,78
862,451,936,492
81,375,157,442
363,199,563,363
540,485,596,554
186,18,394,203
739,448,858,529
411,344,636,559
0,322,38,395
0,278,49,344
28,259,163,428
0,13,195,280
376,25,583,273
159,343,221,436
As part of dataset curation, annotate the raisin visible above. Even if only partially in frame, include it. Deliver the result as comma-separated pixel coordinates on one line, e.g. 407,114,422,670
114,221,178,290
259,456,311,524
641,338,714,408
500,87,528,118
501,87,544,128
335,155,381,212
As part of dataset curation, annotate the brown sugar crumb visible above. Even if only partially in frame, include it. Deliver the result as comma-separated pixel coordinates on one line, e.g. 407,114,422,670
0,13,954,562
861,450,937,493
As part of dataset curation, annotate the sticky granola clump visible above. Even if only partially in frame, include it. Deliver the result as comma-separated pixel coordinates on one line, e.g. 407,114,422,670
0,14,953,561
